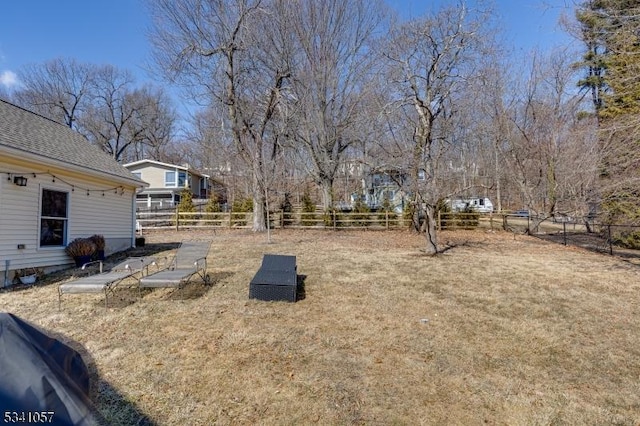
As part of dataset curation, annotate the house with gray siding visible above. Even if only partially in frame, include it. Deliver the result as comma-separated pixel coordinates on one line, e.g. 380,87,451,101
124,159,226,210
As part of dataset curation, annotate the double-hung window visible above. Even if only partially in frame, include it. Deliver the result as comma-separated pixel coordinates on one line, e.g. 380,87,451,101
40,189,68,247
165,171,176,187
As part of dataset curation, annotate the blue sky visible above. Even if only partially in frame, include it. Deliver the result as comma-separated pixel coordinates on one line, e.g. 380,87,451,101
0,0,575,99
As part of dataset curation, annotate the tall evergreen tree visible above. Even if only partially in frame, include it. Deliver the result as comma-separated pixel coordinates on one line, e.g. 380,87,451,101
576,0,640,229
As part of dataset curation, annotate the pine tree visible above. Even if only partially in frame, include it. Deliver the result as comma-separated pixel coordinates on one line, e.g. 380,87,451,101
576,0,640,239
301,192,316,226
177,188,196,213
176,188,196,226
205,193,221,213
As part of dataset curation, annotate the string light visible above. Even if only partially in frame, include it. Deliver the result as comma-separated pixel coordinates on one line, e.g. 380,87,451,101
2,171,129,195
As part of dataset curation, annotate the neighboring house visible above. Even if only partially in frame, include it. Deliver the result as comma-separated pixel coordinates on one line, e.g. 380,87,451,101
124,160,225,210
348,168,413,213
361,168,409,213
0,99,147,284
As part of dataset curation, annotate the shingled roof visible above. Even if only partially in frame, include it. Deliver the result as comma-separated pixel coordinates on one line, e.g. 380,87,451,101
0,99,144,185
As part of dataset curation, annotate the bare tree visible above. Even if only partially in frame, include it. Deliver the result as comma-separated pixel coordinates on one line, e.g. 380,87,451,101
131,86,177,162
148,0,291,231
503,48,596,222
80,66,149,162
467,53,518,213
13,58,96,129
14,59,174,163
282,0,386,211
381,2,489,254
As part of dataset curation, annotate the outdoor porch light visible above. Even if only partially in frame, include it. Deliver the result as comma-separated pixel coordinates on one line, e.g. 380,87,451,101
13,176,27,187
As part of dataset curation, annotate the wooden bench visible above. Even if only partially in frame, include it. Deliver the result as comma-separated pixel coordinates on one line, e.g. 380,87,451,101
249,254,297,302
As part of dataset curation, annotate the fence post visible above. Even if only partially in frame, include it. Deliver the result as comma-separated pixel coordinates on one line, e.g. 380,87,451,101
332,210,337,230
563,222,567,245
437,210,441,231
175,206,180,231
386,211,389,230
229,212,232,228
608,225,613,255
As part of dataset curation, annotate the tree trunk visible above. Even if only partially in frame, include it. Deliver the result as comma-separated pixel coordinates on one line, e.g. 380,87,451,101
424,204,438,255
320,178,333,212
494,139,502,212
252,170,266,232
253,198,265,231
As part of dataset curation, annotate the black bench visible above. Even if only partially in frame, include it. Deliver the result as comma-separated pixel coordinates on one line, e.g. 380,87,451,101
249,254,297,302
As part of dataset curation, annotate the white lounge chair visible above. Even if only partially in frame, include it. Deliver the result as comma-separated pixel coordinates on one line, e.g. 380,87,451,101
138,242,211,293
58,256,156,309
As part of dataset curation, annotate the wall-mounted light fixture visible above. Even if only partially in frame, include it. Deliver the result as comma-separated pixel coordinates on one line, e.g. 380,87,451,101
13,176,27,187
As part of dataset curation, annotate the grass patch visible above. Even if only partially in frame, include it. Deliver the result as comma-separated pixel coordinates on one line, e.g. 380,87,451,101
1,229,640,424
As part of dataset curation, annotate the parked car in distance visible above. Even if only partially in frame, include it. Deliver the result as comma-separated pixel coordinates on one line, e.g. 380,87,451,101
513,210,530,218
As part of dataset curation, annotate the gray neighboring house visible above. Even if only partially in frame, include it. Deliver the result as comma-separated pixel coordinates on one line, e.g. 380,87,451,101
125,160,226,210
0,99,146,285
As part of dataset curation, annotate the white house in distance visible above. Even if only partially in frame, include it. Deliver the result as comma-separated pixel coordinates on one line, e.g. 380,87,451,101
0,99,146,285
124,159,225,210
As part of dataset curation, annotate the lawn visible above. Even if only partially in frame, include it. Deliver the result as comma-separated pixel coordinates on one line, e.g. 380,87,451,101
1,229,639,425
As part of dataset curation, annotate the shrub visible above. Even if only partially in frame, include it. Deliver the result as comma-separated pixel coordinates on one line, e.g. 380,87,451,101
205,194,222,226
322,209,336,227
231,197,253,226
281,193,293,227
89,234,105,251
352,197,370,227
89,234,106,260
610,228,640,249
177,189,196,212
242,198,254,212
301,192,316,226
436,200,479,229
458,206,480,228
176,189,197,225
378,198,398,226
65,238,96,258
205,194,221,213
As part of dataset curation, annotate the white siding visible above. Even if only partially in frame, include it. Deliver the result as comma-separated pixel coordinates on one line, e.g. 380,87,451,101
0,160,136,272
69,188,134,239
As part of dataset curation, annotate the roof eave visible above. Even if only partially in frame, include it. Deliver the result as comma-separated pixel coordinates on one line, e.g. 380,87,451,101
124,159,208,178
1,145,148,188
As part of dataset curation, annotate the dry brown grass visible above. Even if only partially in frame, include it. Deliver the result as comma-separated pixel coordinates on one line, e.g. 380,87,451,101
2,229,640,425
